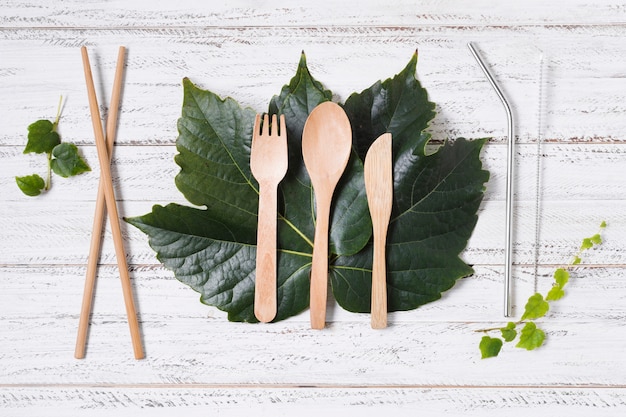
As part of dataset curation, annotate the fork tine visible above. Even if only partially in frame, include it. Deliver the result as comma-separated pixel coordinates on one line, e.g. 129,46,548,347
271,114,278,136
253,114,261,139
262,114,270,137
279,114,286,137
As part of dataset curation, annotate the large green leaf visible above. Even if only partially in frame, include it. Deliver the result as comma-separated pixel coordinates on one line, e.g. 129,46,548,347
331,52,490,313
269,53,372,256
127,54,372,322
174,79,258,239
343,52,435,160
127,204,311,322
127,52,489,322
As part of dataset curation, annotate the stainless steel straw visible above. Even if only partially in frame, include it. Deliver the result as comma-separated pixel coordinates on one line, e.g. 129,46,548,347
467,42,514,317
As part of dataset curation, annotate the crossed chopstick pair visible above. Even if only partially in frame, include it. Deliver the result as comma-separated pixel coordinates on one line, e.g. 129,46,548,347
75,46,144,359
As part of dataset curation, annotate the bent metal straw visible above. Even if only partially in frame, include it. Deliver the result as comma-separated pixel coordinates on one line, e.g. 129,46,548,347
468,42,515,318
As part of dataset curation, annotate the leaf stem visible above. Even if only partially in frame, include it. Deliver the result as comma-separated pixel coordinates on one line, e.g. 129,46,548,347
279,214,314,248
476,221,607,357
475,320,525,333
278,248,312,258
53,95,63,128
45,151,52,190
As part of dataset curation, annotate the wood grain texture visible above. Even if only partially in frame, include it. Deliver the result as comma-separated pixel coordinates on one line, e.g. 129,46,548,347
2,264,624,323
2,313,626,386
5,143,626,203
2,386,625,417
1,199,621,266
1,0,626,27
1,27,625,146
1,0,626,414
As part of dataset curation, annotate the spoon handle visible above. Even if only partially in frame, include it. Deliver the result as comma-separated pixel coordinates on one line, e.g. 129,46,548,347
310,193,332,329
254,182,279,323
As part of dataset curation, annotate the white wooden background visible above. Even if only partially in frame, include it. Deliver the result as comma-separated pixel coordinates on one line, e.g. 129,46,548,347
1,1,625,415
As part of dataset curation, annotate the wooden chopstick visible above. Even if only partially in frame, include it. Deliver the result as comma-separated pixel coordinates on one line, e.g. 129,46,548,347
78,46,144,359
75,46,127,359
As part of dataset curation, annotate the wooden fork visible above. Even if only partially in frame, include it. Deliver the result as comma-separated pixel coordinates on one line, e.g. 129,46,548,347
250,114,288,323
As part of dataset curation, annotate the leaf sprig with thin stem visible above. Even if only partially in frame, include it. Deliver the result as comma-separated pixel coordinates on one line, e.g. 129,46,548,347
16,97,90,196
478,221,607,359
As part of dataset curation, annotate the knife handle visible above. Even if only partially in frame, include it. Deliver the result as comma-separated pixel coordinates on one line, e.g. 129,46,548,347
371,229,388,329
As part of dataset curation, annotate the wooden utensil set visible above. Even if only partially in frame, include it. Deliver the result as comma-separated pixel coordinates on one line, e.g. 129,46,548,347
75,47,392,359
253,101,394,329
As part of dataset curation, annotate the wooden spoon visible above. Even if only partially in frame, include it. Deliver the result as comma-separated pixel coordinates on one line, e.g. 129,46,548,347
364,133,393,329
302,102,353,329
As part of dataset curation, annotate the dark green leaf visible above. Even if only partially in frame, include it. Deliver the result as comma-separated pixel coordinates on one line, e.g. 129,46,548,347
479,336,503,359
174,78,259,237
15,174,45,196
269,52,333,140
268,52,371,256
126,204,312,322
332,53,488,313
501,322,517,342
516,322,545,350
267,52,332,249
128,64,371,322
24,119,60,154
521,293,550,320
332,139,488,312
344,51,435,160
50,143,90,177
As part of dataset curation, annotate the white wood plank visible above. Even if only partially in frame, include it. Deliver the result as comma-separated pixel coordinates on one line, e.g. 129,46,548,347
2,265,623,324
2,315,626,386
1,0,626,413
1,0,626,27
0,27,625,147
1,386,626,417
5,143,626,203
0,198,618,266
1,264,624,385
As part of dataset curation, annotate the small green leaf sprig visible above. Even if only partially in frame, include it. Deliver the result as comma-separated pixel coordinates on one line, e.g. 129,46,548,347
15,97,90,196
478,221,607,359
